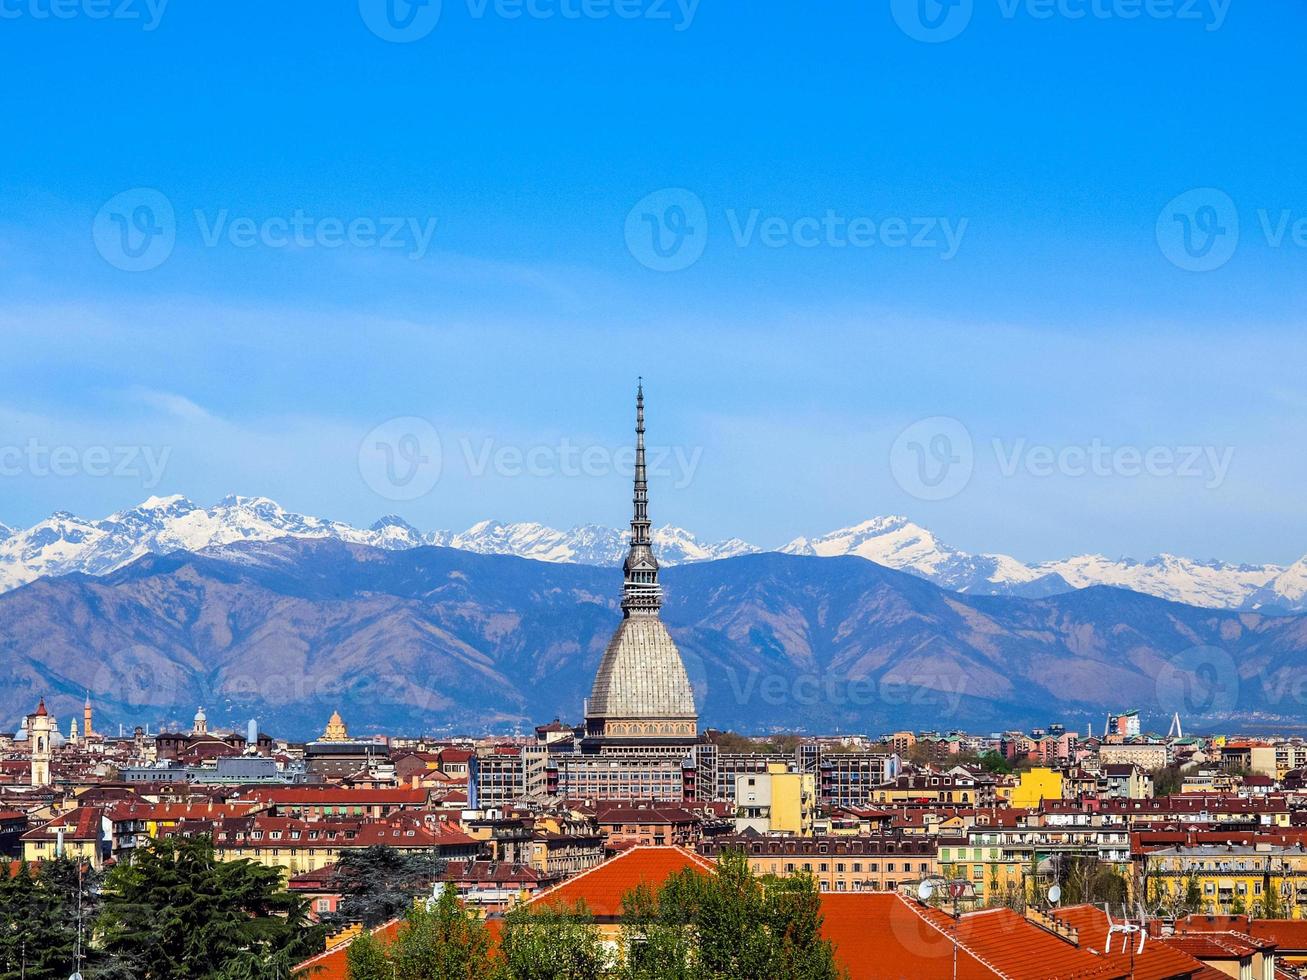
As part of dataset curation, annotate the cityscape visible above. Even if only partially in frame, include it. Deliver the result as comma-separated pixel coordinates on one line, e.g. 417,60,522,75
3,1,1304,978
3,389,1307,978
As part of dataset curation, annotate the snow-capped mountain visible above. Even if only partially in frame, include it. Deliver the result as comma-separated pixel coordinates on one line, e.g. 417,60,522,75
783,516,1293,610
780,517,1071,598
0,496,754,594
0,495,403,593
436,520,756,566
1,497,1303,612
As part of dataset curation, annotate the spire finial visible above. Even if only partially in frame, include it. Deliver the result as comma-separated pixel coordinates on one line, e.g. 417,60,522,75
621,382,660,617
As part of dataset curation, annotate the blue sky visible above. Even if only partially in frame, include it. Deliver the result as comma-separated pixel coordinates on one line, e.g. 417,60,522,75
1,0,1305,563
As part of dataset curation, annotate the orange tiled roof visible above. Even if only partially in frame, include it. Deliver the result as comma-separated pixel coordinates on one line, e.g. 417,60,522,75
1052,905,1206,980
822,895,1129,980
293,918,404,980
1161,932,1269,960
21,806,104,842
525,846,713,918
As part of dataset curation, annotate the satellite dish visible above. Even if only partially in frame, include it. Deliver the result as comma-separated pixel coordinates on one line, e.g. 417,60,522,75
917,880,935,902
1047,885,1062,905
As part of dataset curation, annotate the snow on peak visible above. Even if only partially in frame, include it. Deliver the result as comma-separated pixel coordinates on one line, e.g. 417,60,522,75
0,499,1302,613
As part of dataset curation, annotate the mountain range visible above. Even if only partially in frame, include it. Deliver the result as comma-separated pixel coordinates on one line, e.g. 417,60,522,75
3,536,1305,740
1,496,1305,612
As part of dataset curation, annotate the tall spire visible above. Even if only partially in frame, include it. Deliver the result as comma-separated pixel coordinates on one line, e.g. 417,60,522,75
621,379,661,617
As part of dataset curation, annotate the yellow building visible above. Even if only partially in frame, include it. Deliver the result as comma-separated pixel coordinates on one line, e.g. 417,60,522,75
937,836,1024,906
1010,767,1063,809
21,807,107,870
701,835,940,894
1147,845,1307,918
735,763,815,836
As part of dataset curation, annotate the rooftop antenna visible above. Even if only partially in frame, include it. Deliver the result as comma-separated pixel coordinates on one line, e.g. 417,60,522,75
1102,903,1146,956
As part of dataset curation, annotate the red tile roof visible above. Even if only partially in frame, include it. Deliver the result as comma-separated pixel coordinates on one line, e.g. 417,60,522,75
246,787,428,805
524,846,713,918
823,896,1130,980
1051,906,1205,980
293,919,405,980
21,806,104,842
1160,933,1267,960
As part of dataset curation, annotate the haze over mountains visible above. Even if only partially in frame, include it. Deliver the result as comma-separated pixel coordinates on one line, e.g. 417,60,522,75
2,495,1306,612
4,536,1306,739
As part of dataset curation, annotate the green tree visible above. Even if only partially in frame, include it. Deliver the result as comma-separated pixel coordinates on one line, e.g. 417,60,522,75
345,885,497,980
1184,875,1202,915
618,882,697,980
97,835,321,980
620,851,845,980
500,899,608,980
0,858,99,980
392,885,496,980
327,845,448,928
346,929,392,980
1261,881,1285,919
1149,766,1182,797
